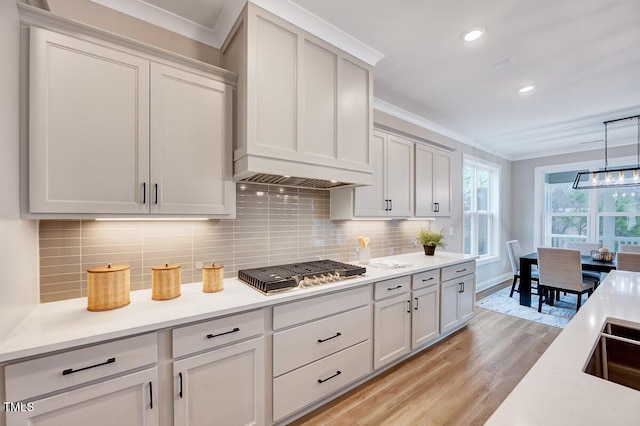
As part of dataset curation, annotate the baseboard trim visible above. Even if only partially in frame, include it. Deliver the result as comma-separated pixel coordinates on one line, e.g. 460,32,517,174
476,273,512,293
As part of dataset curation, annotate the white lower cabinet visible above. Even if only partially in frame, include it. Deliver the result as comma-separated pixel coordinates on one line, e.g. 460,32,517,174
411,284,440,349
6,368,158,426
441,275,476,334
373,293,411,369
173,337,265,426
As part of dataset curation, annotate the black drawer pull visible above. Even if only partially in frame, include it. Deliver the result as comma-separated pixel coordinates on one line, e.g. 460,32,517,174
318,332,342,343
179,372,183,398
414,297,419,310
317,370,342,384
387,285,402,291
149,381,153,409
62,357,115,375
422,277,434,282
456,268,467,273
207,327,240,339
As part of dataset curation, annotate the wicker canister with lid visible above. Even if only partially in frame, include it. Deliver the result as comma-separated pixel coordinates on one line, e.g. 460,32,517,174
202,263,224,293
87,263,131,311
151,263,181,300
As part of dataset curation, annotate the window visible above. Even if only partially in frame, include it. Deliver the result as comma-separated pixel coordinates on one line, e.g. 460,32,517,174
541,167,640,251
464,157,500,262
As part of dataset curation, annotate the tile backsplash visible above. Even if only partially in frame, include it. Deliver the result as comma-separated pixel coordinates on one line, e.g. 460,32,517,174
39,184,433,302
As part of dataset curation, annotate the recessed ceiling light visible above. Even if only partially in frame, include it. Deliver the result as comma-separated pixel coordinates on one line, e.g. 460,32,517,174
493,58,513,70
518,85,536,93
463,27,484,42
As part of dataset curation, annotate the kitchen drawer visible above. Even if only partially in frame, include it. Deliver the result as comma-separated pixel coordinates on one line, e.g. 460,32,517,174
273,285,371,331
412,269,440,290
273,305,372,377
440,260,476,282
5,332,157,402
373,275,410,300
273,340,372,421
172,309,264,358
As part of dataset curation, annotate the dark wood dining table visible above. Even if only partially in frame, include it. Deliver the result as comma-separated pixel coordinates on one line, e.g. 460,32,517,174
518,252,617,306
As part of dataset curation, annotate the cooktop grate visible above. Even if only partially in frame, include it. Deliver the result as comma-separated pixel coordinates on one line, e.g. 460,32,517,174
237,260,366,294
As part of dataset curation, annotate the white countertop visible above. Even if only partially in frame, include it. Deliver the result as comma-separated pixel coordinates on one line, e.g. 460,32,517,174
0,251,475,363
486,270,640,426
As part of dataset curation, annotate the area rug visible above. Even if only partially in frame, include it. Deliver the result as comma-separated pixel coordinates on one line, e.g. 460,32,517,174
476,286,579,328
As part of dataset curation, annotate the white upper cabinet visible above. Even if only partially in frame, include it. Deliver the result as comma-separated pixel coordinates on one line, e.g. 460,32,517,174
222,4,373,185
415,144,452,217
27,27,235,217
331,130,414,219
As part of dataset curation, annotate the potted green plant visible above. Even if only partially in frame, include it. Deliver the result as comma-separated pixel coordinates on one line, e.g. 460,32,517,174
417,227,446,255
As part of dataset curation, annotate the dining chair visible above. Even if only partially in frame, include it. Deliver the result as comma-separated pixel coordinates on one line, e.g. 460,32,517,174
536,247,598,313
619,244,640,253
506,240,538,297
565,241,604,281
616,252,640,272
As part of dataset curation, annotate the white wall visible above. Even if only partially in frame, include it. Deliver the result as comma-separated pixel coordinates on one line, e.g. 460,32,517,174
0,0,39,339
373,110,513,290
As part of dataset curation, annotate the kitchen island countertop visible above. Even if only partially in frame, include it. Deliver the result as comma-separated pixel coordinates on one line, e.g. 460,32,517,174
486,269,640,425
0,251,475,363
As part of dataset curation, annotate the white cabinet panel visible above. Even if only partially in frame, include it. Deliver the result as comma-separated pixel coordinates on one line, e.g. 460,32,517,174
338,58,370,167
459,275,476,324
354,131,386,216
150,63,234,215
440,278,460,333
29,27,149,214
415,144,452,217
6,368,158,426
412,284,440,349
386,134,414,217
434,150,452,216
373,293,411,369
173,337,265,426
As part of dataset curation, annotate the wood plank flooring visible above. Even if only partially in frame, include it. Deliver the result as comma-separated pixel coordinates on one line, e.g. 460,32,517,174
290,307,561,425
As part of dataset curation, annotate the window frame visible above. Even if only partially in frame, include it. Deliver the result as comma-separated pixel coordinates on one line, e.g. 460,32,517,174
463,155,501,265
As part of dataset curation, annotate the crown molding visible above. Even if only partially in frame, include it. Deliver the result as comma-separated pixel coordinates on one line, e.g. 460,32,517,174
88,0,383,65
372,98,510,160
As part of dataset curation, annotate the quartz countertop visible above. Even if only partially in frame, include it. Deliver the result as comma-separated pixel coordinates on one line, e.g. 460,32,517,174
486,270,640,426
0,251,475,363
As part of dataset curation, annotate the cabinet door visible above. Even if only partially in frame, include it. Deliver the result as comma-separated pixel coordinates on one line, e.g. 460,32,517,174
337,57,371,169
174,337,265,426
440,279,460,334
459,275,476,324
354,131,386,216
433,151,451,216
29,27,150,214
373,293,411,369
150,63,234,215
7,368,158,426
386,135,414,217
412,285,440,349
415,144,435,216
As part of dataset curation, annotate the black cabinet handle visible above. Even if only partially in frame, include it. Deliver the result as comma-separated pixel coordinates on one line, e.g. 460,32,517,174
318,332,342,343
317,370,341,384
414,297,419,310
207,327,240,339
154,184,158,204
407,300,411,313
458,282,464,293
384,199,390,211
387,285,402,291
62,357,115,375
142,182,146,204
422,277,434,282
462,282,465,292
179,372,183,398
389,199,393,211
456,268,467,273
434,202,439,213
149,381,153,409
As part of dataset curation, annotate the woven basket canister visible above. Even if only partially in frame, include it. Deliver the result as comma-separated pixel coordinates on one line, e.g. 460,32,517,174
202,263,224,293
151,263,181,300
87,264,131,311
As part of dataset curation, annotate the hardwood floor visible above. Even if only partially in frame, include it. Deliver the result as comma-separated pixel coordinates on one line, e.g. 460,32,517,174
289,307,561,425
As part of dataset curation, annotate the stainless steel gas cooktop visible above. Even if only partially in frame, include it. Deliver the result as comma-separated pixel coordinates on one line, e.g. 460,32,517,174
237,260,366,295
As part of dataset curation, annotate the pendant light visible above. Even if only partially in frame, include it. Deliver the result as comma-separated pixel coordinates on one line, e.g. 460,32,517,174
573,115,640,189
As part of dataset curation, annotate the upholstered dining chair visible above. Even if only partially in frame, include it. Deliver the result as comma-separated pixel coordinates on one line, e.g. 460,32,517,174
565,241,604,281
619,244,640,253
616,252,640,272
536,247,598,313
506,240,539,297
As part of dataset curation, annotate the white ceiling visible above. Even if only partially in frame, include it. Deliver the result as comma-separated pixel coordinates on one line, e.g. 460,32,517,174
95,0,640,161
